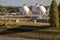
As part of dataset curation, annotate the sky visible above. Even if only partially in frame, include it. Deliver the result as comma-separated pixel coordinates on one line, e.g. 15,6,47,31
0,0,60,6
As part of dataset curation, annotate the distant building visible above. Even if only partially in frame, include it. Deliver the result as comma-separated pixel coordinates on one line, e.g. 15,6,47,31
32,3,41,15
19,7,24,15
23,4,30,15
40,4,46,15
19,4,32,16
32,4,47,19
36,4,41,15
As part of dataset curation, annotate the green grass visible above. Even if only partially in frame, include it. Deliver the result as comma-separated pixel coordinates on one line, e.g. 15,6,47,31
0,17,30,20
0,22,50,28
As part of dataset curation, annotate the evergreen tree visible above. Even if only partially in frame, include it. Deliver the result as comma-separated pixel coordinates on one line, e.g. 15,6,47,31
58,3,60,27
58,3,60,18
49,0,59,27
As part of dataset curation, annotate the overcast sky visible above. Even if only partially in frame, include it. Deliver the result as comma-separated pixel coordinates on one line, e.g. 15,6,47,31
0,0,60,6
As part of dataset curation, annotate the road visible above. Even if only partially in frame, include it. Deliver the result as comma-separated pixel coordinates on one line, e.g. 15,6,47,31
0,36,40,40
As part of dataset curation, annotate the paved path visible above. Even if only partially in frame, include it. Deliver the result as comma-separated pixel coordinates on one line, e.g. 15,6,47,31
0,36,40,40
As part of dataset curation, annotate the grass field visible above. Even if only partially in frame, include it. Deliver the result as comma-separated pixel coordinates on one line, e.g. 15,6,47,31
0,22,50,29
0,17,30,20
0,17,59,40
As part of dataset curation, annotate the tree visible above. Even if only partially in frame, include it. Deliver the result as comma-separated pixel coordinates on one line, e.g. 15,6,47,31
58,3,60,18
49,0,59,27
58,3,60,27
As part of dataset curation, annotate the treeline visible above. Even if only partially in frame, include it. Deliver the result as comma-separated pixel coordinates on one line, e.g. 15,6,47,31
0,6,20,13
58,3,60,18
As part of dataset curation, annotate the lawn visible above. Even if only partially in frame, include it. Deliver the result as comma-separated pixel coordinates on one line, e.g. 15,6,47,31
0,21,50,28
0,17,30,20
0,18,60,40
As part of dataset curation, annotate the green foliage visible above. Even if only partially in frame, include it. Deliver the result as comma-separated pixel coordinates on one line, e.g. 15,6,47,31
29,6,33,11
58,3,60,18
0,6,19,13
6,7,19,13
49,0,59,27
0,7,7,12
